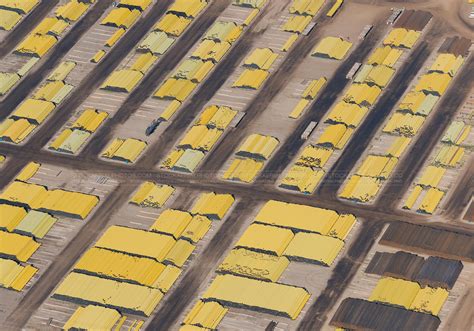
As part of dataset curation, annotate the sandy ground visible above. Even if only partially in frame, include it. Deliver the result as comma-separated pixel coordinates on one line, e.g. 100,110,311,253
350,0,473,37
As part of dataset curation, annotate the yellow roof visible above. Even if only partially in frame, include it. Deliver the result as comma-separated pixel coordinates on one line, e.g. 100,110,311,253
223,157,264,183
101,8,141,29
102,138,147,163
105,28,126,47
71,108,108,133
0,0,39,14
326,0,343,17
130,52,158,73
302,77,327,99
386,136,411,157
233,0,267,9
14,210,56,239
118,0,152,11
0,230,40,262
289,0,325,16
0,72,20,95
0,9,21,30
138,31,175,55
327,214,357,241
16,161,40,182
441,121,470,146
289,98,311,119
180,215,211,243
343,83,381,106
202,274,310,319
95,226,176,262
74,247,166,288
154,264,181,293
159,100,182,121
190,192,234,220
281,14,312,33
218,248,289,282
279,164,324,194
16,33,57,57
168,0,207,18
91,49,106,63
383,28,420,49
418,166,446,188
204,21,242,43
63,305,121,331
409,286,449,315
33,80,73,104
369,277,420,309
355,154,398,179
154,78,197,101
196,105,237,130
284,232,344,266
255,200,340,234
244,48,278,70
236,223,294,256
357,65,395,88
236,133,279,160
404,185,423,210
154,13,192,37
326,102,368,127
429,54,464,77
54,272,163,316
0,258,37,291
130,181,175,208
312,37,352,60
173,59,214,83
316,124,354,149
368,46,403,67
101,69,144,92
243,8,260,26
12,98,55,124
281,33,299,52
0,204,27,231
232,69,269,89
0,180,48,209
382,112,425,136
339,175,381,202
418,187,444,214
434,145,464,167
150,209,193,239
172,149,205,173
56,0,89,22
184,300,228,329
191,39,231,63
164,239,195,267
415,73,452,95
48,61,76,81
296,145,333,168
30,17,68,35
39,189,99,219
177,125,223,151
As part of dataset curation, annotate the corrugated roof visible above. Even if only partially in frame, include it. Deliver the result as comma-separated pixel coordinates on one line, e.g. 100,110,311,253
255,200,339,234
202,274,310,319
154,14,192,37
101,8,141,29
236,133,279,160
137,31,175,55
235,223,294,256
312,36,352,60
284,232,344,266
101,69,144,93
232,69,269,89
218,248,289,282
54,272,163,316
190,192,234,220
95,225,176,262
63,305,122,331
280,164,324,194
